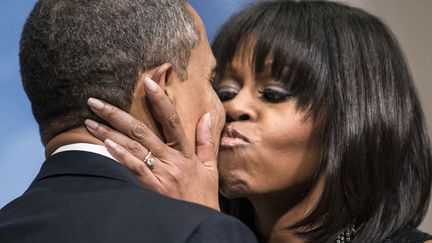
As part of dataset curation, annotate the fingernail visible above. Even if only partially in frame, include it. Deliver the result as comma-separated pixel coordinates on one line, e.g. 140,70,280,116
88,98,104,110
85,119,99,129
204,113,212,129
104,139,118,150
144,77,159,92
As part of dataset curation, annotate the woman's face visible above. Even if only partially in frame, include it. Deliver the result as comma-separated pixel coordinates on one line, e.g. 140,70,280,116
215,52,322,199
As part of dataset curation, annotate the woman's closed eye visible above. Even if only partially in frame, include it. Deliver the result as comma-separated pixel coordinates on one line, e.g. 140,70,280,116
217,87,238,101
258,87,292,103
215,79,240,102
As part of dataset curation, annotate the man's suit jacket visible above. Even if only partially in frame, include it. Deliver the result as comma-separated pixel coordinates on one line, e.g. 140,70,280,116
0,151,257,243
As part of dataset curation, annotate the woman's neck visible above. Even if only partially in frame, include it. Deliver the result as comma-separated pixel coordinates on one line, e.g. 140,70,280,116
249,175,325,243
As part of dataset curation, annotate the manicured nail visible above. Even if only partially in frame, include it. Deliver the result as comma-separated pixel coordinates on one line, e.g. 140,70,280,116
144,77,159,92
104,139,118,150
204,113,212,129
88,98,104,110
84,119,99,130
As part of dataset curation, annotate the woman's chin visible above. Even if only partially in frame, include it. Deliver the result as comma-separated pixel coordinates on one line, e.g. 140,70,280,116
219,174,250,198
219,186,247,199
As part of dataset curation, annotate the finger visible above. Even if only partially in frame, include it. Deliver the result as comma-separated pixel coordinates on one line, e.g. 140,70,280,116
144,77,189,154
86,119,177,176
87,97,167,157
104,139,162,190
196,113,216,168
85,119,148,160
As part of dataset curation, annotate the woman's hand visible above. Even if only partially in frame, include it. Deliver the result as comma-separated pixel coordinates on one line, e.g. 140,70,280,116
84,77,220,210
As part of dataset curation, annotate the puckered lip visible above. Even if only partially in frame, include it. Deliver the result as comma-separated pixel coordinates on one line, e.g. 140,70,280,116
221,127,250,143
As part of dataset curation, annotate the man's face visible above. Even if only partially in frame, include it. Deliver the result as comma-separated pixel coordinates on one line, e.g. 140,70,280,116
167,4,225,151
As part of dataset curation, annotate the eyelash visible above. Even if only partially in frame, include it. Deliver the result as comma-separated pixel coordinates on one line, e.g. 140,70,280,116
216,88,291,103
258,88,291,103
217,90,236,102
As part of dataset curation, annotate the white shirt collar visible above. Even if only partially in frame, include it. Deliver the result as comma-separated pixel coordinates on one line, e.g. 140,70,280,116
51,143,119,162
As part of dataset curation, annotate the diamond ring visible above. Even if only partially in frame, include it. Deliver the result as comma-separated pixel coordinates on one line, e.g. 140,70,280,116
143,151,156,168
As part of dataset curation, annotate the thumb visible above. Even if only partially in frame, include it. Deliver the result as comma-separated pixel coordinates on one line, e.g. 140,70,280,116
196,113,217,168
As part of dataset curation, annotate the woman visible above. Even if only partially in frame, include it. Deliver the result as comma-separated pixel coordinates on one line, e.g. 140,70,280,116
85,1,432,242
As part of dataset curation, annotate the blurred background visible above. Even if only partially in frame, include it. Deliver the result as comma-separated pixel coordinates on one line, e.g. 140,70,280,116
0,0,431,232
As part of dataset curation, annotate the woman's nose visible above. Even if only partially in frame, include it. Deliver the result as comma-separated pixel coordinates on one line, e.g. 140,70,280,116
226,113,250,122
224,92,256,123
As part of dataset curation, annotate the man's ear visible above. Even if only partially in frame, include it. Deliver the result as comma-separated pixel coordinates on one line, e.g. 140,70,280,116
150,63,172,91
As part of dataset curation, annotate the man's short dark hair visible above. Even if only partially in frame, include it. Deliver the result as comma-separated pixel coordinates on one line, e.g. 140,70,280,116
20,0,200,144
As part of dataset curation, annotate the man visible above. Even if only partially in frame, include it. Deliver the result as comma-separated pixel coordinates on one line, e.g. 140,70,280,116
0,0,257,242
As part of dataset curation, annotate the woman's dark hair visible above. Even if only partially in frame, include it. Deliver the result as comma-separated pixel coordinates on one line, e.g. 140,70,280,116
213,1,432,242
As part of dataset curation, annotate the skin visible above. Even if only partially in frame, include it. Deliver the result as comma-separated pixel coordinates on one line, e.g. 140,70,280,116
46,3,224,157
161,4,225,148
85,19,324,243
217,53,322,198
44,2,224,210
87,47,325,242
88,45,325,242
215,49,324,242
84,33,432,243
84,3,225,210
35,2,432,242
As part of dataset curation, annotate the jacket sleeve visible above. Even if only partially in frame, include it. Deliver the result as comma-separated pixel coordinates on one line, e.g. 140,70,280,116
185,213,258,243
